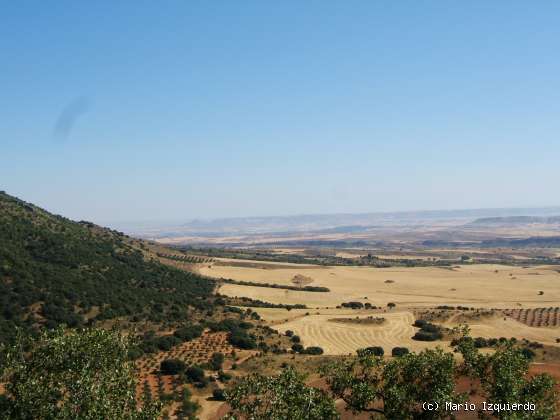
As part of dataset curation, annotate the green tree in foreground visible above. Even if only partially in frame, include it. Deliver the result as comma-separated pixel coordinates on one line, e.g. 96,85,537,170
319,327,557,419
322,347,462,419
224,367,339,420
0,327,160,419
456,329,557,419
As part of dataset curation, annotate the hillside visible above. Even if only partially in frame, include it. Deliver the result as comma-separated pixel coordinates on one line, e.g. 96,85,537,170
0,191,216,344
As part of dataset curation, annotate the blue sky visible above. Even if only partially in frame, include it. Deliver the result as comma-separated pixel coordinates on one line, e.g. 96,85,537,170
2,1,559,223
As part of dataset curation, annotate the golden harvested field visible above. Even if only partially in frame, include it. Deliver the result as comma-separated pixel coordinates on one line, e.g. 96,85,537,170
256,307,560,354
271,310,442,355
201,261,560,309
200,260,560,355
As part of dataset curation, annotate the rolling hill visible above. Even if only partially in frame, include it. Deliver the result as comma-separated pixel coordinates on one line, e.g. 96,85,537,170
0,191,216,344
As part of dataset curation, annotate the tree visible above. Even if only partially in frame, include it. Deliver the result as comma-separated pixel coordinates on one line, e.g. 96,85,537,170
358,346,384,357
322,347,462,418
291,343,304,353
391,347,409,357
178,387,199,418
174,324,203,342
212,388,226,401
387,302,396,309
185,366,205,383
210,352,225,371
0,327,160,419
303,346,324,355
160,358,186,375
228,330,257,349
224,367,338,419
456,330,557,419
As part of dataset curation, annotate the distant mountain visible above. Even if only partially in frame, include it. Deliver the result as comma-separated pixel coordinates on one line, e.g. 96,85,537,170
469,216,560,226
119,207,560,238
0,191,215,344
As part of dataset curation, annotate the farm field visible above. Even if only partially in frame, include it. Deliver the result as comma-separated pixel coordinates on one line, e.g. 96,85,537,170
270,310,442,355
253,307,560,355
201,261,560,309
199,260,560,356
455,316,560,347
135,330,257,418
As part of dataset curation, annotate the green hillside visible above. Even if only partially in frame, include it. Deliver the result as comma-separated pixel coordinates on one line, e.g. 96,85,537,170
0,191,216,344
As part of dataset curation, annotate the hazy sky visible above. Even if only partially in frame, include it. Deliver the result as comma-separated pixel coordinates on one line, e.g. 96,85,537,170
2,2,560,224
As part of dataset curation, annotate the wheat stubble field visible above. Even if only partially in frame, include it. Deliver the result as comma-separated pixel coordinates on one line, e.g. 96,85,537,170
201,261,560,308
200,260,560,354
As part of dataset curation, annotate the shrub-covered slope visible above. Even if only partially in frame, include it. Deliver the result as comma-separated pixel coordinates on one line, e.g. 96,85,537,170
0,191,215,343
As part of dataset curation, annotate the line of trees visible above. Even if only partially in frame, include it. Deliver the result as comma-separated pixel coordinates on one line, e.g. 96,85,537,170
221,278,330,292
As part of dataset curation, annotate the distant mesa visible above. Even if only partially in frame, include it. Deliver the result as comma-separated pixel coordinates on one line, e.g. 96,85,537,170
469,215,560,226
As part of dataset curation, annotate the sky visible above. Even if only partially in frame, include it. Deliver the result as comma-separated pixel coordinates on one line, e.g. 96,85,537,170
2,1,560,224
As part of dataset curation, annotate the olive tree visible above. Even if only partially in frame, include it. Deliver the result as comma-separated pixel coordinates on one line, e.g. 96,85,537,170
0,327,160,419
224,367,338,419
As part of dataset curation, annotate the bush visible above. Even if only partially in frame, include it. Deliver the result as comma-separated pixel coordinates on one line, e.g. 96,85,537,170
341,302,364,309
474,337,488,348
212,388,226,401
185,366,205,383
303,346,324,355
173,324,203,342
155,335,181,351
180,388,200,417
291,335,301,343
210,352,224,371
358,346,384,357
391,347,409,357
160,359,186,375
412,331,442,341
521,348,536,360
218,370,232,382
127,346,144,360
413,319,427,328
420,323,440,334
229,331,257,349
412,321,443,341
292,343,304,353
195,376,209,388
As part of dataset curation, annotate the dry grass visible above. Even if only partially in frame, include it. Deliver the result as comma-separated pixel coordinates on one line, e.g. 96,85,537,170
200,260,560,356
271,310,443,355
201,262,560,309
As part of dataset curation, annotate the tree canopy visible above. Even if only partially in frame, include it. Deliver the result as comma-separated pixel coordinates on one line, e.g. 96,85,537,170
0,327,160,419
224,367,339,420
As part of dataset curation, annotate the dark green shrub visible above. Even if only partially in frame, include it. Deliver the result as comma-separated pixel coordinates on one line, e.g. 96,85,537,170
212,388,226,401
303,346,324,355
185,366,205,383
160,359,186,375
173,324,203,342
391,347,409,357
210,352,224,371
292,343,304,353
358,346,384,357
